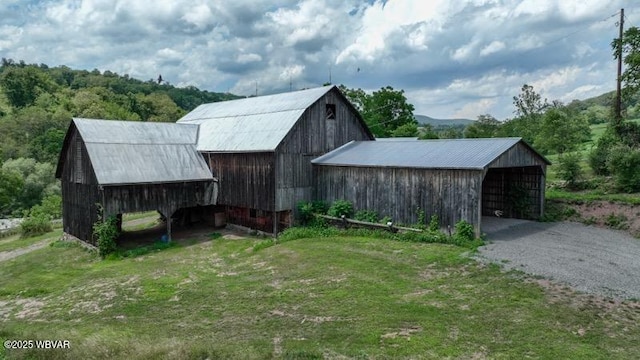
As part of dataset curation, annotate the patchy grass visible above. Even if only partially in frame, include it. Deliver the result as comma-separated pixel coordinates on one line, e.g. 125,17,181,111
1,232,639,359
547,188,640,205
0,230,62,253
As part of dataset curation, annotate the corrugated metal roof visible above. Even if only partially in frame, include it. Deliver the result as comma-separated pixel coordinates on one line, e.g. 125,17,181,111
312,138,527,170
73,118,213,185
375,137,419,141
178,86,334,151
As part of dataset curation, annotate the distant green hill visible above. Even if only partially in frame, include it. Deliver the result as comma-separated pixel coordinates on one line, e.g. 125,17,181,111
415,114,474,127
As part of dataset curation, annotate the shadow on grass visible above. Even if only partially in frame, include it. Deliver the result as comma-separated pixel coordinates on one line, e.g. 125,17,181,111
112,222,223,259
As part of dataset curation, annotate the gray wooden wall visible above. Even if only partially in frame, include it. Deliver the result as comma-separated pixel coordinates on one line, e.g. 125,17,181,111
313,165,484,232
60,130,101,243
206,152,276,211
276,88,373,212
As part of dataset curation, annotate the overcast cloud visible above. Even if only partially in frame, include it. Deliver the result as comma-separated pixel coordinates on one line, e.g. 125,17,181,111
1,0,638,119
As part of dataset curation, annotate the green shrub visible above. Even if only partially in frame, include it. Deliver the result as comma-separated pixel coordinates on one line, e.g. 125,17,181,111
19,213,52,238
93,215,119,258
379,216,392,225
297,201,314,224
298,201,330,225
310,201,329,215
557,152,583,188
604,213,629,230
355,209,378,223
18,193,61,238
453,220,475,245
328,200,353,218
416,209,426,229
607,145,640,193
428,214,439,232
589,126,619,176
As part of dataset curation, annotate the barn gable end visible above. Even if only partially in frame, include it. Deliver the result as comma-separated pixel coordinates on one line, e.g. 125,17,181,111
56,118,217,244
177,85,373,233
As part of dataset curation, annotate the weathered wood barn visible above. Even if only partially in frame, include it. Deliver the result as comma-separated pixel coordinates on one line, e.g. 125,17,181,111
55,118,218,243
312,138,550,236
177,85,374,233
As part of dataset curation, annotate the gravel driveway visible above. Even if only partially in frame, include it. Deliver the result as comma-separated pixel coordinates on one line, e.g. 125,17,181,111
478,217,640,300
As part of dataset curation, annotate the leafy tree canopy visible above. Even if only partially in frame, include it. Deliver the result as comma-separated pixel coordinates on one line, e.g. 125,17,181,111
339,85,416,137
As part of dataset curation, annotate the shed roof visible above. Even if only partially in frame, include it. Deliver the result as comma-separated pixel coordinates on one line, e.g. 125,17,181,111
56,118,214,185
312,138,550,170
177,86,334,152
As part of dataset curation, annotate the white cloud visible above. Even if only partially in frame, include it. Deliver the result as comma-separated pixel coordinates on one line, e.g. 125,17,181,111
453,98,497,119
0,0,633,120
480,40,506,57
237,53,262,64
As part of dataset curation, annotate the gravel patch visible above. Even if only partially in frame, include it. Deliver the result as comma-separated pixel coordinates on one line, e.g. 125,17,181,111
478,217,640,300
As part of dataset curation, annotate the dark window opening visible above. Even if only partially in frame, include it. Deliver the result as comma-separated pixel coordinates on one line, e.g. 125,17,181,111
250,208,257,218
326,104,336,120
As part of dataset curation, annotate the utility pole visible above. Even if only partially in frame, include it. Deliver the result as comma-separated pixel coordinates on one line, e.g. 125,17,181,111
615,8,624,123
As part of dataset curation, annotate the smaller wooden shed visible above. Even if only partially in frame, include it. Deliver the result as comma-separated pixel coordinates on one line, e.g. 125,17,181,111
55,118,218,244
312,138,550,236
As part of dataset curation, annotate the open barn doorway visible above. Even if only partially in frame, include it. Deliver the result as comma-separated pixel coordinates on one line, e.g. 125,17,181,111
115,205,222,249
481,166,545,220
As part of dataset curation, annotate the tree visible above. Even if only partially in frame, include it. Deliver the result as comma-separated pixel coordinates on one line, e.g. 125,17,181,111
613,26,640,102
513,84,548,117
339,85,416,137
463,114,500,138
535,107,590,155
418,124,439,139
391,122,418,137
0,66,56,108
499,84,549,145
0,166,23,216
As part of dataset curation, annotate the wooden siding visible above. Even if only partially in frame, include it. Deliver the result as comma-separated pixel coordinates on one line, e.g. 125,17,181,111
60,130,101,243
102,181,217,219
488,142,548,170
313,165,484,232
482,166,544,219
276,88,373,211
206,152,276,211
59,126,218,244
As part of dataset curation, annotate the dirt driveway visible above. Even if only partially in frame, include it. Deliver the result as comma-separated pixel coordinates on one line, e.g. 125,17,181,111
478,217,640,300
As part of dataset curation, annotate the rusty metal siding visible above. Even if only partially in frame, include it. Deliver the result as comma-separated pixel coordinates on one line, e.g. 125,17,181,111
313,165,483,232
207,152,276,211
275,88,374,211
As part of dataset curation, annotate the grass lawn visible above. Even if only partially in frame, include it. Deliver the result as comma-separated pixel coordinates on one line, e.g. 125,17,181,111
1,232,639,359
0,230,62,253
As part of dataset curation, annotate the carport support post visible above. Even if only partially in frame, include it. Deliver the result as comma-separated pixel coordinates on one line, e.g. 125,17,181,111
161,207,176,243
167,216,172,242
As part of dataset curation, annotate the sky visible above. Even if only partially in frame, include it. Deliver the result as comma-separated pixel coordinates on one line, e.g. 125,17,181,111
1,0,639,120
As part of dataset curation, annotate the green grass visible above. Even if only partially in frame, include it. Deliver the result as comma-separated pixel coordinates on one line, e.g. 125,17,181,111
122,211,159,222
1,232,639,359
547,119,640,183
547,188,640,205
0,230,62,252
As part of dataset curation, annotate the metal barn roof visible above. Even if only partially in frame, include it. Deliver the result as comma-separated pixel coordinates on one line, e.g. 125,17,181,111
178,85,334,152
72,118,214,185
312,138,542,170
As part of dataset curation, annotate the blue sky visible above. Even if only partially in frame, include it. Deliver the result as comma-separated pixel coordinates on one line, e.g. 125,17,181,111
0,0,638,120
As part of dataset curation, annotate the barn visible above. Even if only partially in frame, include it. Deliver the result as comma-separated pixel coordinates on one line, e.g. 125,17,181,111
312,138,550,236
177,85,374,233
55,118,218,244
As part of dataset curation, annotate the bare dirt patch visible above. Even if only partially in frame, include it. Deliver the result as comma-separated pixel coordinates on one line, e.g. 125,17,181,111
569,201,640,237
0,239,52,263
